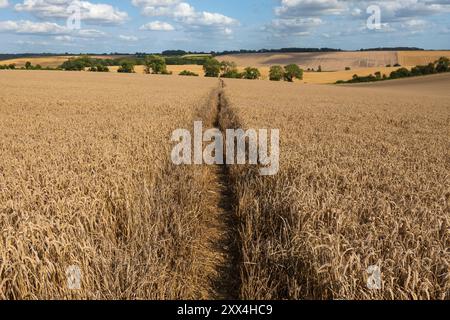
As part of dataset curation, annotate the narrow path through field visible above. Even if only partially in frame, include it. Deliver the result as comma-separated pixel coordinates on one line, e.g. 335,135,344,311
204,81,241,299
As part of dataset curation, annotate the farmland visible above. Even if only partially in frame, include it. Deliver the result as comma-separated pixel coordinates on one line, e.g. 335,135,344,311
0,69,449,300
220,74,450,299
0,71,225,299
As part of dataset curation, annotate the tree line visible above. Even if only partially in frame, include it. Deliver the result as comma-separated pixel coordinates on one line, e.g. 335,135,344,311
336,57,450,84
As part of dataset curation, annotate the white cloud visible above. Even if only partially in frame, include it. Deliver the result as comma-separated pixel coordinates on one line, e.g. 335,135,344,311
119,34,139,41
140,21,175,31
0,19,105,40
15,0,128,25
133,1,237,35
0,0,9,9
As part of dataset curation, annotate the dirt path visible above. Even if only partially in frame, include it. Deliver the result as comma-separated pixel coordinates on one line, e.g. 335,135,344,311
194,81,241,299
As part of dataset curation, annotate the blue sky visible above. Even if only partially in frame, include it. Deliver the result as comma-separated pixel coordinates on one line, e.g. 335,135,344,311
0,0,449,53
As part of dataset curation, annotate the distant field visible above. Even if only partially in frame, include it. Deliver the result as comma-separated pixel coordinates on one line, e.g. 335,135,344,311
3,51,450,84
0,55,126,68
397,51,450,66
219,51,450,71
219,51,399,71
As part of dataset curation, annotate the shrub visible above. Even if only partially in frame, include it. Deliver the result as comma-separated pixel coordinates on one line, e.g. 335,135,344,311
144,55,168,74
179,70,199,76
242,67,261,80
25,61,32,70
317,65,322,72
284,64,303,82
221,70,243,79
203,58,221,77
8,64,16,70
117,62,135,73
394,63,401,67
345,67,351,71
374,71,382,80
389,67,411,79
269,65,284,81
435,57,449,73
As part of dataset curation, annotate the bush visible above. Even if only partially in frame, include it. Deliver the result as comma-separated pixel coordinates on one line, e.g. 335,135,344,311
203,58,221,77
221,70,243,79
374,71,382,80
345,67,351,71
269,65,284,81
179,70,199,76
317,65,322,72
89,65,109,72
242,67,261,80
435,57,449,73
394,63,401,67
284,64,303,82
390,67,411,79
25,61,32,70
8,64,16,70
117,62,135,73
144,55,168,74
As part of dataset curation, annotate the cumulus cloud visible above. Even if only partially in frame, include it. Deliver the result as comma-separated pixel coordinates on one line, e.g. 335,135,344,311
266,17,323,37
133,1,237,35
15,0,128,25
275,0,347,18
0,0,9,9
0,19,105,40
140,20,174,31
119,34,139,41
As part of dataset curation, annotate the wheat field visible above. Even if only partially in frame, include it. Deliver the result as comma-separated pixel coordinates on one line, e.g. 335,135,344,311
0,71,228,299
0,70,448,300
220,75,450,300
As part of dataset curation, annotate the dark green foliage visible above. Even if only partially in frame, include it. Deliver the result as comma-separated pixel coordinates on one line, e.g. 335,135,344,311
269,65,284,81
242,67,261,80
117,62,135,73
179,70,199,76
89,65,109,72
144,55,168,74
390,67,411,79
284,64,303,82
203,58,221,77
435,57,449,73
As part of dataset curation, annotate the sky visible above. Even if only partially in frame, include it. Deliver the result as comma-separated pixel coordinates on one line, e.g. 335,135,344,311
0,0,449,53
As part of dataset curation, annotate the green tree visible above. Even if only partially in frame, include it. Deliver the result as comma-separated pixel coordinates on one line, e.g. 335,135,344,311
117,62,135,73
269,65,284,81
220,61,237,74
8,64,16,70
242,67,261,80
203,58,221,77
435,57,449,73
144,55,168,74
284,64,303,82
25,61,32,70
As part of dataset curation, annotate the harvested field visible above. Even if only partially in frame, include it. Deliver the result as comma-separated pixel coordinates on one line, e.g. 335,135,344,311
221,74,450,300
219,51,399,71
398,51,450,67
0,71,228,299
